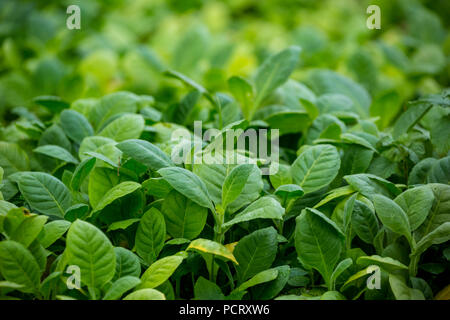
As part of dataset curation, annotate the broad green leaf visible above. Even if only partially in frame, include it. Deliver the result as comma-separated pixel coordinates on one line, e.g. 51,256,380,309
228,76,254,120
269,163,292,189
222,196,284,229
89,91,140,130
415,184,450,240
320,291,346,300
295,208,345,287
414,222,450,258
60,109,94,144
344,173,401,200
64,204,89,222
99,114,145,142
161,190,207,240
234,227,278,282
357,255,408,273
389,274,425,300
117,139,174,171
18,172,71,217
114,247,141,281
37,220,71,248
34,145,79,164
408,158,438,185
11,215,48,248
158,167,213,211
351,200,379,244
254,46,301,107
103,276,141,300
66,220,116,289
139,255,184,289
222,164,254,211
194,276,225,300
92,181,141,213
394,186,434,231
135,208,166,264
372,194,411,244
274,184,304,201
0,240,40,293
0,142,30,177
187,239,237,264
307,70,371,117
33,96,69,113
107,218,140,232
236,269,278,292
330,258,353,290
70,157,96,191
88,167,125,209
123,288,165,300
313,185,355,208
252,265,290,300
427,156,450,184
193,161,263,214
393,101,433,139
291,144,340,194
78,136,116,161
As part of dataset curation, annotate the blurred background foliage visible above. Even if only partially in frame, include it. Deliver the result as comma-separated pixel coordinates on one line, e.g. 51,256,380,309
0,0,448,125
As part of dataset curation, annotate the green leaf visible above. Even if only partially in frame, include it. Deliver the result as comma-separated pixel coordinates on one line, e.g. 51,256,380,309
234,227,278,282
222,196,284,230
60,109,94,144
66,220,116,289
135,208,166,264
194,276,225,300
103,276,141,300
414,222,450,258
252,265,290,300
114,247,141,280
37,220,71,248
357,255,408,273
394,186,434,231
99,114,145,142
427,156,450,184
70,157,96,191
222,164,254,211
117,139,174,171
236,268,278,292
34,145,79,164
0,142,30,177
389,274,425,300
295,208,345,287
187,239,237,264
291,144,341,194
92,181,141,214
415,184,450,240
0,240,40,293
18,172,71,217
158,167,213,211
372,194,412,244
330,258,353,291
64,204,89,222
78,136,116,161
139,255,184,289
10,215,48,248
161,190,207,240
88,167,126,209
107,218,140,232
123,288,165,300
351,200,379,244
254,46,301,107
228,76,254,120
33,96,69,113
393,101,433,139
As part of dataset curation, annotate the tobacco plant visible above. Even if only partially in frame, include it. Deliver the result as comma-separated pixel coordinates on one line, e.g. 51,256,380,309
0,0,449,301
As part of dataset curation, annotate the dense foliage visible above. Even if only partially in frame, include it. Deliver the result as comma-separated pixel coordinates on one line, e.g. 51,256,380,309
0,0,449,300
